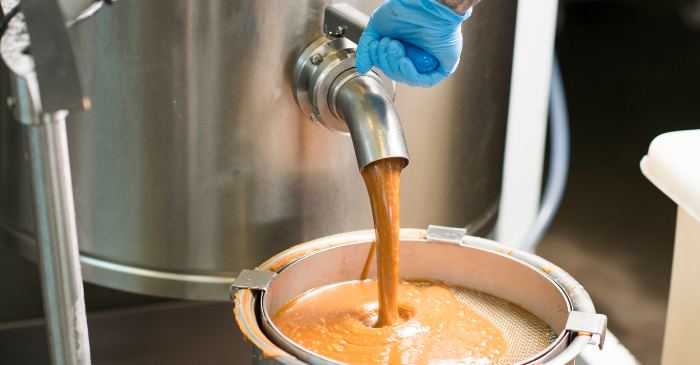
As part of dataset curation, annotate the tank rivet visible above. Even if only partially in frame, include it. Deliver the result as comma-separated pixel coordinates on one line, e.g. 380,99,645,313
310,53,323,65
336,25,347,36
6,96,15,109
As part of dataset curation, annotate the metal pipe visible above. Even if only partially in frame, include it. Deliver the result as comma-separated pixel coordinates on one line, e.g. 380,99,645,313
332,73,409,170
22,110,91,365
1,2,93,362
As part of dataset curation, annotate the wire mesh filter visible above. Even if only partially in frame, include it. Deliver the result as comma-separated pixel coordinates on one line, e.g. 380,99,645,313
246,236,586,365
449,285,557,364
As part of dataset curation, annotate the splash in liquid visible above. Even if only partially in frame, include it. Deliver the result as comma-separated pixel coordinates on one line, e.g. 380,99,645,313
273,279,507,365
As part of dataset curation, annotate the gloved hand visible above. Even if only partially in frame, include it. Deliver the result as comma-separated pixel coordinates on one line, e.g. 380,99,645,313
356,0,472,88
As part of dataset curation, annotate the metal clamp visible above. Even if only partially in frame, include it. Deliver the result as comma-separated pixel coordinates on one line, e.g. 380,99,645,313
565,311,608,350
425,225,467,245
323,3,369,44
230,269,278,302
292,3,395,135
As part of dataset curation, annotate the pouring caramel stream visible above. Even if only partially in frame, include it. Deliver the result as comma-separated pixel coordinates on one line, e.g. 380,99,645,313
271,158,512,364
360,158,404,327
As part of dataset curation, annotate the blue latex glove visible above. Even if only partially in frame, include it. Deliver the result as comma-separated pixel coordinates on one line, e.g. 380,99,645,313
356,0,472,88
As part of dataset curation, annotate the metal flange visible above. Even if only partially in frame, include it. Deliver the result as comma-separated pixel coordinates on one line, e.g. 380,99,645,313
292,35,395,135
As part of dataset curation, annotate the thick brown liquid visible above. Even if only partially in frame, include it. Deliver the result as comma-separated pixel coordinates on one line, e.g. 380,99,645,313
360,158,404,327
271,158,510,364
273,279,507,365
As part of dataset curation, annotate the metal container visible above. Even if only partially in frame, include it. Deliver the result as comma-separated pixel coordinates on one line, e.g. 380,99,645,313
233,227,607,365
0,0,516,300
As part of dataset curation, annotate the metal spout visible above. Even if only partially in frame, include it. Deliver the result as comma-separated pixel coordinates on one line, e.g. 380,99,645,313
331,71,409,170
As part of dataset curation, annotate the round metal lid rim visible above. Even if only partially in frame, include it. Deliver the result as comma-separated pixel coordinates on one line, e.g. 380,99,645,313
258,239,573,365
234,231,596,365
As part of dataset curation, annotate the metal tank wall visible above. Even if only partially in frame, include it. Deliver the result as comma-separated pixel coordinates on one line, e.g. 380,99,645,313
0,0,517,301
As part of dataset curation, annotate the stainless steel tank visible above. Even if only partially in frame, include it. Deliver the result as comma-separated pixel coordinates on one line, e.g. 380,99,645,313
0,0,517,301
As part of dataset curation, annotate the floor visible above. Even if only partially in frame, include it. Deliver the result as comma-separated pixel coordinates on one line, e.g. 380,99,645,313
0,301,249,365
537,1,700,364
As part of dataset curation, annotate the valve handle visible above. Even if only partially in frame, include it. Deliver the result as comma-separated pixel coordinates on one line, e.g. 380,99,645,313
322,4,438,73
399,41,439,73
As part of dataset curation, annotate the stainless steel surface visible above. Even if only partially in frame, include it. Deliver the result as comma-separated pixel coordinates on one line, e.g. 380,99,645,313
293,3,396,137
293,35,356,134
229,269,277,301
292,30,396,136
0,0,517,300
565,311,607,350
20,0,86,112
2,8,92,364
334,72,409,169
425,224,467,244
324,3,370,44
234,230,600,365
23,112,91,365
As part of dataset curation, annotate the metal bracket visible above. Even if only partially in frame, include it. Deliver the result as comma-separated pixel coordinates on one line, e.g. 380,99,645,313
229,270,278,302
21,0,87,113
323,3,369,45
565,311,608,350
425,225,467,245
